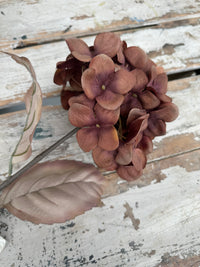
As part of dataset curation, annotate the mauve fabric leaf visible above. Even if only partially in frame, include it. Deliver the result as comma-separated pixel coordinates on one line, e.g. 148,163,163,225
151,103,179,122
124,46,148,70
76,127,98,152
98,126,119,151
110,69,135,94
138,136,153,154
68,103,96,127
132,148,146,171
151,73,168,94
139,90,160,110
3,52,42,173
81,68,101,99
117,165,142,181
94,32,121,58
131,69,148,92
92,147,118,171
0,160,106,224
89,54,115,80
115,144,133,165
96,89,124,110
66,38,92,62
94,104,120,125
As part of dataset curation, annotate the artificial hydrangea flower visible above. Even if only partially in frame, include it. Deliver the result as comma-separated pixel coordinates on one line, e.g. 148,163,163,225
54,32,179,181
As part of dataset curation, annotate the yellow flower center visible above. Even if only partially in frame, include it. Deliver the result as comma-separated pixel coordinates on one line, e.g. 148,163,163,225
101,84,106,90
96,124,100,128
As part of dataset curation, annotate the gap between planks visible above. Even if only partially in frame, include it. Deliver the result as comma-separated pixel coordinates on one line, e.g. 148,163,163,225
11,13,200,49
1,19,200,107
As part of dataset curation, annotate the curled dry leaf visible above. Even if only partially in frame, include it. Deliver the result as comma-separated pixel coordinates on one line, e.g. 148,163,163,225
0,160,107,224
3,52,42,174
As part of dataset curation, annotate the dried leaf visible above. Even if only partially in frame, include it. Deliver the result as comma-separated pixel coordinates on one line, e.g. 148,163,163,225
3,52,42,174
0,160,106,224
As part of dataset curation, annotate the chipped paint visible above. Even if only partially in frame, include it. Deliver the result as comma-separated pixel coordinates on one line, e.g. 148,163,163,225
0,166,200,265
1,24,200,106
124,202,140,230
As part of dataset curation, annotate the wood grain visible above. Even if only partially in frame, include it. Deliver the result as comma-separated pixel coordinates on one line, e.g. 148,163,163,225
1,22,200,107
0,164,200,266
1,0,200,49
0,75,200,183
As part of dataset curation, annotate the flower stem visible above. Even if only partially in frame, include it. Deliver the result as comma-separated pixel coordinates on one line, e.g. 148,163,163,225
0,127,79,192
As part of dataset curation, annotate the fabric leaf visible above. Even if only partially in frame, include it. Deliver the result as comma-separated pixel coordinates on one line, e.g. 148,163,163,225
0,160,106,224
3,52,42,175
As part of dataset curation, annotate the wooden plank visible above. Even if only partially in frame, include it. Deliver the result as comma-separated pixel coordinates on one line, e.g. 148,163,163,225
1,22,200,106
1,0,200,49
0,75,200,183
0,156,200,266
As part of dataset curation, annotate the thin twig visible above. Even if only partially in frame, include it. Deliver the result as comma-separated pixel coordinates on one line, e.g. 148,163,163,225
0,127,79,192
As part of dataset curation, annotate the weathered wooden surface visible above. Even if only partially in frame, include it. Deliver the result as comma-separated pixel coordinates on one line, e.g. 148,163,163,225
1,21,200,106
1,1,200,266
1,0,200,49
0,165,200,266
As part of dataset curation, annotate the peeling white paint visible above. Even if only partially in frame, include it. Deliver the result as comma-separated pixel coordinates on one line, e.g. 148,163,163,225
1,24,200,106
0,166,200,266
0,75,200,177
0,236,6,255
1,0,199,46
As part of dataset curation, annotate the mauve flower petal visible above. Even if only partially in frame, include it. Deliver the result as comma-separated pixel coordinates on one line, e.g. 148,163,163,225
94,32,121,58
132,148,146,171
96,90,124,110
98,126,119,151
156,93,172,103
127,108,146,126
68,94,95,109
115,144,133,165
89,54,115,79
66,38,92,62
69,78,83,92
109,69,135,94
151,103,179,122
77,127,98,152
81,68,102,99
145,118,166,138
139,90,160,110
151,73,168,94
126,114,149,145
92,147,118,171
61,89,81,110
124,46,148,70
94,104,120,125
54,69,69,85
144,59,157,75
68,103,96,127
138,135,153,154
117,41,127,64
120,93,142,117
117,165,142,181
131,69,148,92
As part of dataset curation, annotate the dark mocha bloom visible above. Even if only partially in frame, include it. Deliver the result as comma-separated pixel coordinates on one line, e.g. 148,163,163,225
54,32,179,181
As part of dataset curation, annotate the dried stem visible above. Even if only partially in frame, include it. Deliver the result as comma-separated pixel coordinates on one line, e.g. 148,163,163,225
0,127,79,192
